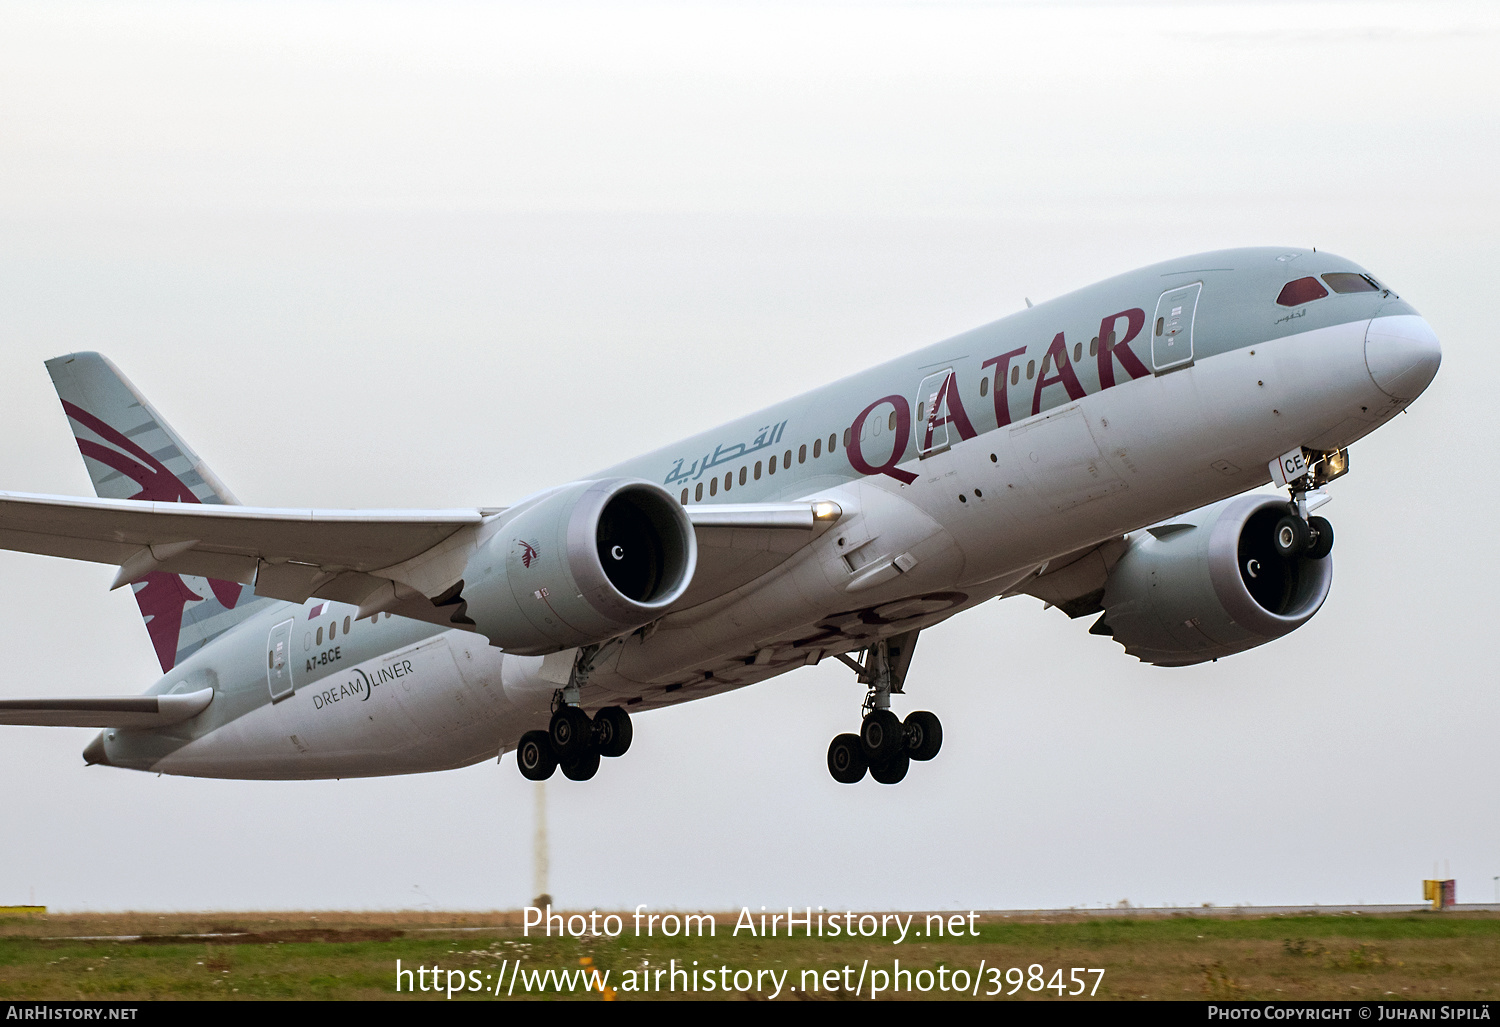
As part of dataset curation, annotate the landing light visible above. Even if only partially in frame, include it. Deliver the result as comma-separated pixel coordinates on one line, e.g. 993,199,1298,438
1309,448,1350,488
812,501,843,522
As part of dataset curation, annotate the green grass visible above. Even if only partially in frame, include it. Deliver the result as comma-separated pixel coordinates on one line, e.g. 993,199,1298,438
0,910,1496,1000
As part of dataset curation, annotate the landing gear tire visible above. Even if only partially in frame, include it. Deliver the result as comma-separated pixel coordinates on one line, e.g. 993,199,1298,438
869,752,910,785
549,706,593,761
592,706,633,758
903,711,943,762
1306,515,1334,560
827,733,868,784
860,709,904,764
516,730,557,781
561,747,600,782
1274,514,1310,557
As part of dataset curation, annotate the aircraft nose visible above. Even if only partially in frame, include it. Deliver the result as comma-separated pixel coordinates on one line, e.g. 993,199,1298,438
1365,314,1441,401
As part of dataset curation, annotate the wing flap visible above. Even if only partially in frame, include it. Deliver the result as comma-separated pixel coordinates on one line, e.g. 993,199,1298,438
0,687,213,727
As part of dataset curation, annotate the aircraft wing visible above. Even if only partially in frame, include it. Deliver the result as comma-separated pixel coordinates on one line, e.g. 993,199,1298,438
1014,537,1129,618
0,490,829,627
678,502,835,608
0,489,495,622
0,688,213,727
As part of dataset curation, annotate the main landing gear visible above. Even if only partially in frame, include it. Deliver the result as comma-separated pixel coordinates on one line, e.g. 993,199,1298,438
826,631,942,785
516,704,632,782
515,641,632,782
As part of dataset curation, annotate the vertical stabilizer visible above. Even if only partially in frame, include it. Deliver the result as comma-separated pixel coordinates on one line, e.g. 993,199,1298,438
45,353,270,672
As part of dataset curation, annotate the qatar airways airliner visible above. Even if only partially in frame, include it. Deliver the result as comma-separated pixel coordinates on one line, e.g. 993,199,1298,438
0,248,1440,785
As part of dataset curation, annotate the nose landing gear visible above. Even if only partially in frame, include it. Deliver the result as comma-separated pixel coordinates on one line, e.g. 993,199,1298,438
1274,513,1333,559
825,631,942,785
1271,446,1347,560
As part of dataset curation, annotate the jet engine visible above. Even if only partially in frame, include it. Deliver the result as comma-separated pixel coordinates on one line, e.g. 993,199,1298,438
1093,495,1333,667
460,478,696,655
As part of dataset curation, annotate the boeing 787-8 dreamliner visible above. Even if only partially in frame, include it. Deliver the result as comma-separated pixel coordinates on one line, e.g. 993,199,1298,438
0,248,1441,785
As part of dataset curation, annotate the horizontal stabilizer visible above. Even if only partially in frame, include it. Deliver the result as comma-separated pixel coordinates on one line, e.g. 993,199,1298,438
0,687,213,727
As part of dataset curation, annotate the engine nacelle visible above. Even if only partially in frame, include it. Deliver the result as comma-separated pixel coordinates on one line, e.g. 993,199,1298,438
1096,495,1332,667
460,478,696,656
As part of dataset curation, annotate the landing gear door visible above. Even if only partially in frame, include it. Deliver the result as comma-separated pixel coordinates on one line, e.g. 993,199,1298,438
1151,282,1201,374
267,618,295,703
914,369,954,458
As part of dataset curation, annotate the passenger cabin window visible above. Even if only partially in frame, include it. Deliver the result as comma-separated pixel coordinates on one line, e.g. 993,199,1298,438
1277,277,1328,306
695,482,704,501
1011,365,1019,385
754,460,762,480
828,433,836,453
328,620,336,640
1090,336,1099,357
681,488,689,504
784,448,792,467
710,477,718,496
343,616,351,634
798,444,807,464
813,438,822,458
887,411,897,431
739,466,747,485
1073,342,1082,362
1026,360,1035,379
769,456,777,474
1322,272,1379,294
843,428,852,448
316,627,323,645
980,376,989,397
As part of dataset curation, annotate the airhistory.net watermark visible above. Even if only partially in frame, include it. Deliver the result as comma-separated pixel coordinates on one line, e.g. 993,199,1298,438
521,904,982,942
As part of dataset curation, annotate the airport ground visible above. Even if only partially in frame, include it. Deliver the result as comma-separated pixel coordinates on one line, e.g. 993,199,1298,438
0,907,1496,1001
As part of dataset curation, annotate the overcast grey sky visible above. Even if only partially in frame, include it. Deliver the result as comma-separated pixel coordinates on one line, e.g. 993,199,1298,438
0,0,1496,911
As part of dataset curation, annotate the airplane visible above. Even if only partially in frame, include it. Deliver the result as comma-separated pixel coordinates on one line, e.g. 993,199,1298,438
0,247,1441,785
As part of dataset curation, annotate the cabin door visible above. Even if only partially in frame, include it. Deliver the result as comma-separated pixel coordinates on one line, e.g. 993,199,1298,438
914,369,955,457
267,619,295,702
1151,282,1201,373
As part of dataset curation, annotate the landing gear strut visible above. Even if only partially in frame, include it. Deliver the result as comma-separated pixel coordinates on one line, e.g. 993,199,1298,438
825,630,942,785
515,641,633,782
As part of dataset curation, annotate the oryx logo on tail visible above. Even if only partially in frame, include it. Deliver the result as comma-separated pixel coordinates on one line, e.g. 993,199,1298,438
46,353,271,672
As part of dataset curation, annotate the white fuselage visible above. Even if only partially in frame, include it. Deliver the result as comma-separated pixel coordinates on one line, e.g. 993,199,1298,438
136,304,1414,779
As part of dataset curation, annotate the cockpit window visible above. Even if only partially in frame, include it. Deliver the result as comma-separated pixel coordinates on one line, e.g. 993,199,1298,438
1276,277,1328,306
1321,272,1379,294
